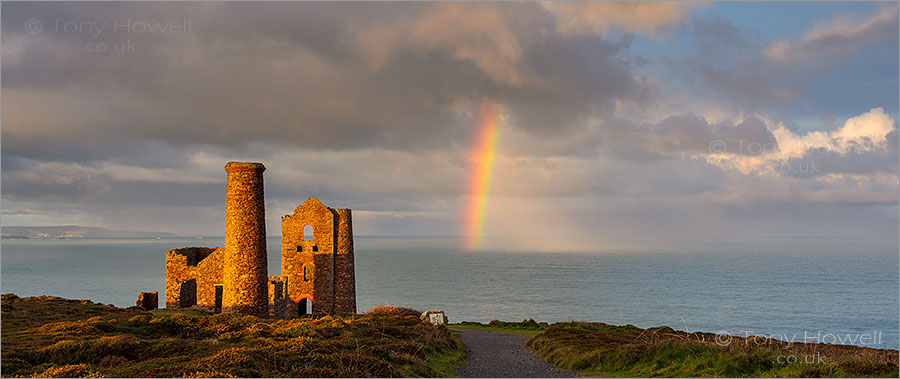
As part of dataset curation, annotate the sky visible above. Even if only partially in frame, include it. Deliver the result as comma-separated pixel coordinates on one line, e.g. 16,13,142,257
2,2,898,245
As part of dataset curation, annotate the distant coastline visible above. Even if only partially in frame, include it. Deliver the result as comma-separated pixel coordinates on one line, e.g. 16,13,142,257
0,226,177,239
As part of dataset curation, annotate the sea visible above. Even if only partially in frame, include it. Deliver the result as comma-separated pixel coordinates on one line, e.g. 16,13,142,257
1,236,897,349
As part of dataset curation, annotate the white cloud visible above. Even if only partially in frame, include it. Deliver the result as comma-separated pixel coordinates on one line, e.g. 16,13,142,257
769,107,895,159
702,107,898,204
765,6,898,62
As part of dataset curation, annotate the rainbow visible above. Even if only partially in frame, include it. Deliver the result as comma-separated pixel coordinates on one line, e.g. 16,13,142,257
464,100,502,251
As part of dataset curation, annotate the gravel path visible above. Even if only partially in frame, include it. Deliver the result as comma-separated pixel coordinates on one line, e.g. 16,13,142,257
451,328,575,378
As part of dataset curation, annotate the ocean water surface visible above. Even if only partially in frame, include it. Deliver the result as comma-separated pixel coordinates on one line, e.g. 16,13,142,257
1,236,897,349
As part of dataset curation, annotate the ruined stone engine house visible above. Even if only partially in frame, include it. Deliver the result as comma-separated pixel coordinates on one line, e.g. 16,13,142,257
165,162,356,318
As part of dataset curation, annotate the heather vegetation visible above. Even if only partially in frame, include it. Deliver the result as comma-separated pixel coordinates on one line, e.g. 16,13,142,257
1,295,464,378
524,322,899,377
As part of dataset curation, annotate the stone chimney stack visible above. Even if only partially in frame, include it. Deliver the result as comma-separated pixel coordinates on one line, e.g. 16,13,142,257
334,208,357,314
222,162,269,317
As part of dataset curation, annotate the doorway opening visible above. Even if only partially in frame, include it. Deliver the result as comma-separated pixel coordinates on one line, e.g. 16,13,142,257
298,298,313,317
179,279,197,308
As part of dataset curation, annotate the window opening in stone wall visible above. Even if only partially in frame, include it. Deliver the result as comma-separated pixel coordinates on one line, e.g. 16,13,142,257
303,224,314,241
214,285,223,314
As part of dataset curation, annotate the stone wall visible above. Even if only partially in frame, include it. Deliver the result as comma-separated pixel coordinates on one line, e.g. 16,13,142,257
268,276,289,318
282,197,335,315
223,162,269,317
165,247,224,310
280,197,356,316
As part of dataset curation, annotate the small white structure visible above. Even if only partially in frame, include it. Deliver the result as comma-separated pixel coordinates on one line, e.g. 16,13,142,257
421,310,448,325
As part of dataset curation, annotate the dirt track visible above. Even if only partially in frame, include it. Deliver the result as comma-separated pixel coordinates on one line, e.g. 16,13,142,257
451,328,575,378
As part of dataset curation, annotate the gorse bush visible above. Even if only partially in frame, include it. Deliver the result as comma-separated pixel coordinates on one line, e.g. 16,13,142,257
29,364,104,378
365,304,422,318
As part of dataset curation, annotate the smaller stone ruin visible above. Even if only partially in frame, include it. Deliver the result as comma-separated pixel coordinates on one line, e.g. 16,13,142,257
136,292,158,310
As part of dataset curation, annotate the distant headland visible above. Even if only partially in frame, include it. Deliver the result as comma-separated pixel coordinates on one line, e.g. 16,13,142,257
0,226,177,239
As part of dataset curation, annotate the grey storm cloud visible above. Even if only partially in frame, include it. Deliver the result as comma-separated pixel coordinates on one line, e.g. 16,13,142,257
1,2,896,238
600,113,778,160
1,163,221,207
1,164,113,202
675,8,899,111
781,145,899,179
1,1,653,163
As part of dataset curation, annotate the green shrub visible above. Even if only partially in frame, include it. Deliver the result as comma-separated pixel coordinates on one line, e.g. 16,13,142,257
27,320,101,335
272,322,313,339
35,335,144,365
149,314,198,336
128,314,152,325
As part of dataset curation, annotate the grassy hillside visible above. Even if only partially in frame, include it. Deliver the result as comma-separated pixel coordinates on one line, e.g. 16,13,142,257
1,295,464,378
452,319,547,335
524,322,898,377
